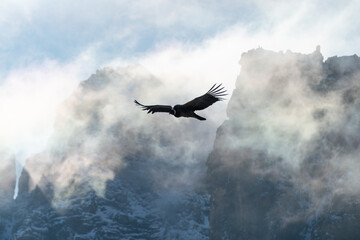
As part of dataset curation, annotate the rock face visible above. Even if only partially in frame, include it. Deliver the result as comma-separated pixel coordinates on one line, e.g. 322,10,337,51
3,48,360,240
207,48,360,239
0,66,211,239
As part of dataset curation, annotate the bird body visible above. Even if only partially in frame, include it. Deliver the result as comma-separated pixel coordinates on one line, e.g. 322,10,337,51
171,104,206,120
134,83,227,121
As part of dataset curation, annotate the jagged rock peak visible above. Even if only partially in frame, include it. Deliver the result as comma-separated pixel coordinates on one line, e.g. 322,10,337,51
208,47,360,240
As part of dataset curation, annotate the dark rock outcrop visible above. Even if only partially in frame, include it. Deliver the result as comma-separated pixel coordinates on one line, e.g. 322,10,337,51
207,47,360,239
0,66,211,239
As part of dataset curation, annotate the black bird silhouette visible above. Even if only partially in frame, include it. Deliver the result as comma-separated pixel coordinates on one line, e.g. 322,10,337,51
134,83,227,121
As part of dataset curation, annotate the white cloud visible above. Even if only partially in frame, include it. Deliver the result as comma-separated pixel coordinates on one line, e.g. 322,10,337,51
1,0,358,148
1,0,360,201
0,48,96,149
0,46,98,199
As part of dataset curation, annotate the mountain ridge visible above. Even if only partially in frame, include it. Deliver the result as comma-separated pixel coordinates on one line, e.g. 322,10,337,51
207,47,360,240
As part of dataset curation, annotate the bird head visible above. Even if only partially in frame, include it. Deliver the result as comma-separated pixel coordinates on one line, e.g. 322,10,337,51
169,105,179,116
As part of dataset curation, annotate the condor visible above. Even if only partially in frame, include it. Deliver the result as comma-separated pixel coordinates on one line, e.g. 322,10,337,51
134,83,227,121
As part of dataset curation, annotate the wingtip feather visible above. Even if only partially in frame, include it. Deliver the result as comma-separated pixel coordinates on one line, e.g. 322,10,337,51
212,84,221,92
208,83,226,94
207,83,227,99
208,83,217,92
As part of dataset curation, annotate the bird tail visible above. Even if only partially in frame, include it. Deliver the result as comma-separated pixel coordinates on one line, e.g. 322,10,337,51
194,113,206,121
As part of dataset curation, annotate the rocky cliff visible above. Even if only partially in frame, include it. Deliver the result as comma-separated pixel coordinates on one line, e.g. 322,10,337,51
0,66,212,239
207,47,360,239
2,47,360,240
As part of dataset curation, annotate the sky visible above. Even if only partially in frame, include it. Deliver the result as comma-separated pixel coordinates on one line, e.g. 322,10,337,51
1,0,360,198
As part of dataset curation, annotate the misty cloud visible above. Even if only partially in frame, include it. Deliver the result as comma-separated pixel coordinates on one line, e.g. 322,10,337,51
208,47,360,239
18,65,222,209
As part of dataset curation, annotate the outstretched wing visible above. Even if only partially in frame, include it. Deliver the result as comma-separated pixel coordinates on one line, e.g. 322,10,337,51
182,83,227,111
134,100,172,114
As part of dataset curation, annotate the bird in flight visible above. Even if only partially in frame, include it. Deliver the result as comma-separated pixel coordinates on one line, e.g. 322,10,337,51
134,83,227,121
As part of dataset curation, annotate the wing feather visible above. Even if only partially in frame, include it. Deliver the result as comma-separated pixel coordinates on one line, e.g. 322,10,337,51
134,100,172,114
182,83,227,111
